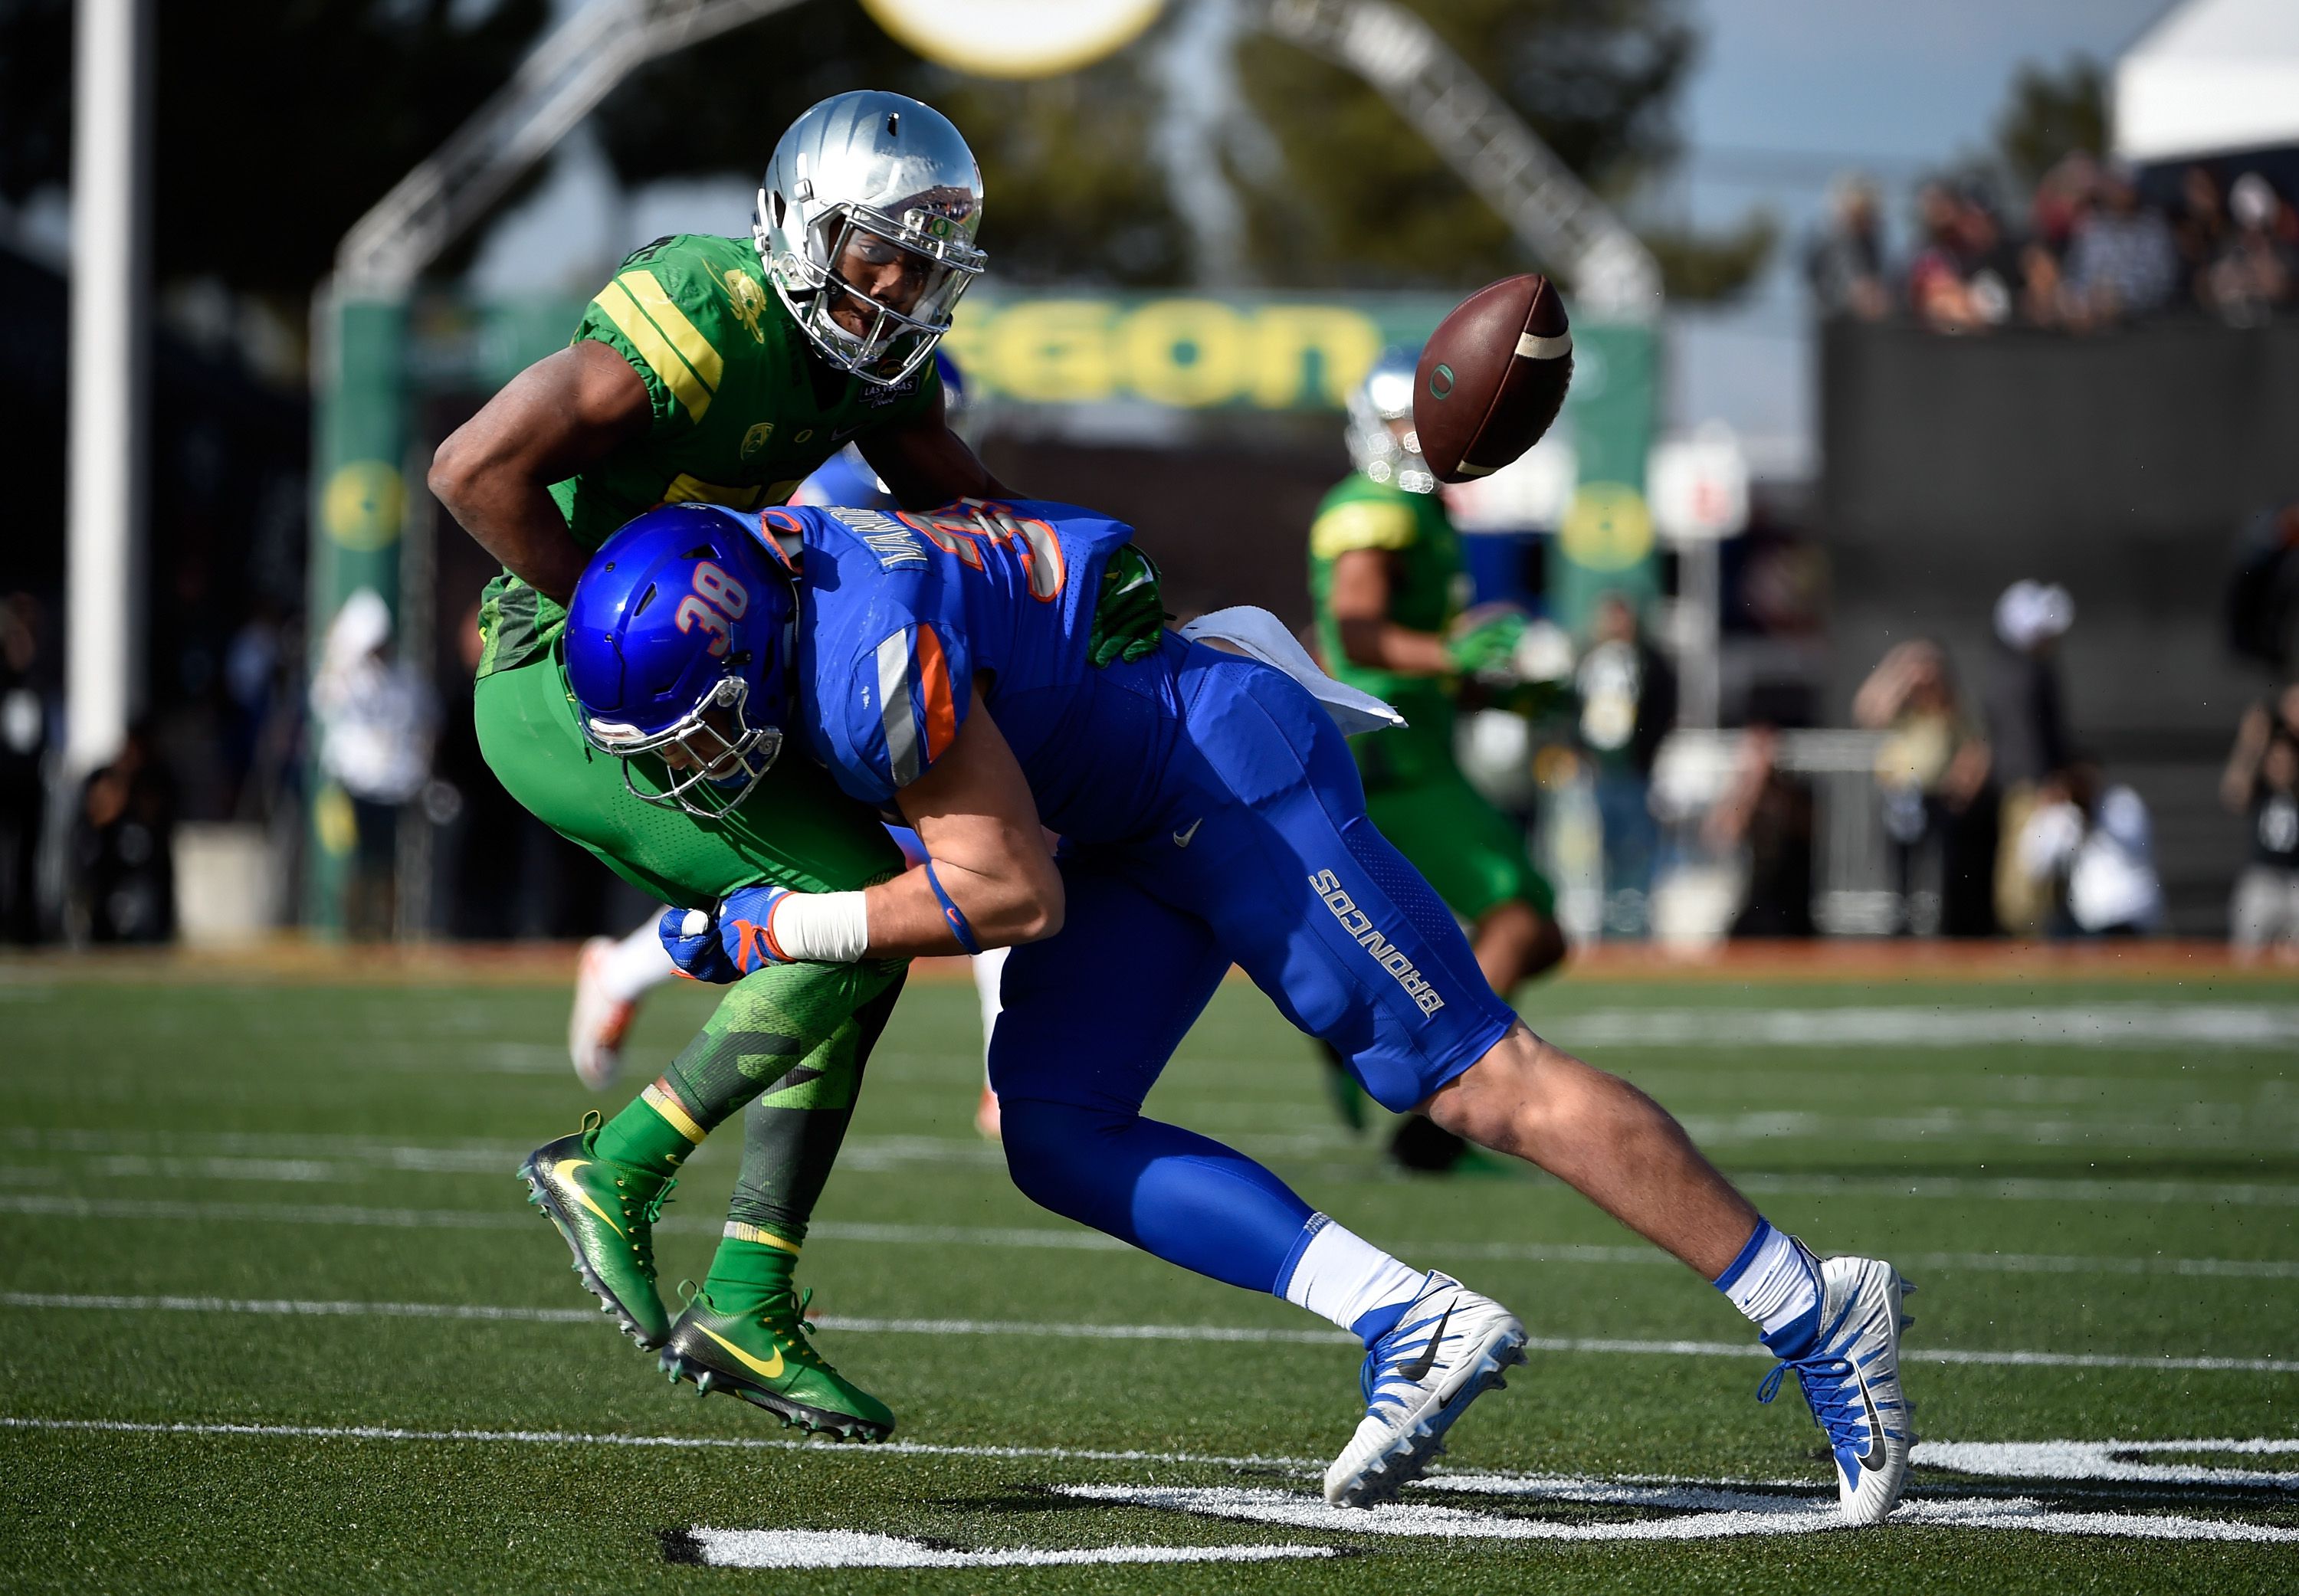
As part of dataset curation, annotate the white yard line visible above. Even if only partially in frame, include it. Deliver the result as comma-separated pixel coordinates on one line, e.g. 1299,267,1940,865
1553,1004,2299,1050
14,1410,2297,1525
13,1125,2299,1204
1057,1483,2299,1544
1737,1172,2299,1207
5,1192,2293,1280
0,1414,1323,1469
7,1291,2297,1373
676,1529,1335,1568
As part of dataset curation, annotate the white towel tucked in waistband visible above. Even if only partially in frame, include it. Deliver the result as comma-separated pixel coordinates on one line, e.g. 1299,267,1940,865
1177,606,1406,738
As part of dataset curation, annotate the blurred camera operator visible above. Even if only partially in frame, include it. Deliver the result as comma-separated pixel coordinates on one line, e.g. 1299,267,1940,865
2223,686,2299,956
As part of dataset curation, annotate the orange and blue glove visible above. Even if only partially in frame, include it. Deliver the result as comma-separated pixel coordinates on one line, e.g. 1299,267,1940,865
656,884,795,983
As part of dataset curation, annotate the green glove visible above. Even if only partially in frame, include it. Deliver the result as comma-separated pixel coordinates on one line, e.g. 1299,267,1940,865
1444,611,1527,677
1087,542,1169,667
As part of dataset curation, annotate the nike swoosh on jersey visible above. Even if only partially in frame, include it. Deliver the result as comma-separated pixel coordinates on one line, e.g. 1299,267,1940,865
696,1322,786,1381
1172,818,1203,847
1397,1300,1455,1383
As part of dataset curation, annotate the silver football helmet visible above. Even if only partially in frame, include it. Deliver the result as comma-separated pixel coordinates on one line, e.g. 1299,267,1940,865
1346,345,1435,494
755,91,986,387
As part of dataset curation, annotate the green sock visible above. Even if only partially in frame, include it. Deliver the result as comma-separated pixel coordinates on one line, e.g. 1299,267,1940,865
703,1228,800,1314
591,1080,705,1181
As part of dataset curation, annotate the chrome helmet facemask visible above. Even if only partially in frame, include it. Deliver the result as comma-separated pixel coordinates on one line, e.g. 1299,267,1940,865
581,673,785,822
1346,346,1437,495
756,91,986,387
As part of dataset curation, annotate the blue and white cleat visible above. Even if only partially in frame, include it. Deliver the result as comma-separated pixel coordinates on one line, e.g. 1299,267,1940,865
1757,1255,1917,1526
1323,1272,1528,1507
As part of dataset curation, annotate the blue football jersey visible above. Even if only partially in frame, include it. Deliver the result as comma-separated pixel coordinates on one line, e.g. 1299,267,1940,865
788,498,1173,839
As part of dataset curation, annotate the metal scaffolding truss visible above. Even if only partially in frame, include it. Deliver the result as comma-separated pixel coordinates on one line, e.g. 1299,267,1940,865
1254,0,1663,321
336,0,802,295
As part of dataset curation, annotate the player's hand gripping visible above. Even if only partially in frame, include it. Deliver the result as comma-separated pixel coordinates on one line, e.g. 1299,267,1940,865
1087,543,1169,667
656,885,796,983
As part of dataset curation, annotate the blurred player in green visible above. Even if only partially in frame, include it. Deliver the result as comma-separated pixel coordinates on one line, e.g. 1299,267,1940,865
1308,347,1568,1171
429,91,1159,1440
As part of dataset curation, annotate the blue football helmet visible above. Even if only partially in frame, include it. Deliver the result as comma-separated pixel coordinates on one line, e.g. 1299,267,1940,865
562,503,795,820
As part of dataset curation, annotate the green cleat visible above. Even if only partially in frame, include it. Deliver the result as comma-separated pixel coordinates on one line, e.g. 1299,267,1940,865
517,1115,675,1349
659,1285,895,1441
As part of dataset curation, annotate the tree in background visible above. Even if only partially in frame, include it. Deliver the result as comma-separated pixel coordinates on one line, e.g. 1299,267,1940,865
592,0,1184,286
597,0,1764,300
1992,56,2107,192
3,0,1761,303
1231,0,1770,300
0,0,548,306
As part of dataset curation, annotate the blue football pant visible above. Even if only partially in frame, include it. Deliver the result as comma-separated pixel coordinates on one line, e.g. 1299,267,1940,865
988,643,1517,1295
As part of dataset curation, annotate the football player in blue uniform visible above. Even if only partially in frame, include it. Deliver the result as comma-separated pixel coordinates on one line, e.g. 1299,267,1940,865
559,496,1918,1522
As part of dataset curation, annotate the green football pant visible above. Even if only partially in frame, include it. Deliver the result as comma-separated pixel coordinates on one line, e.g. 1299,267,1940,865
474,650,904,1247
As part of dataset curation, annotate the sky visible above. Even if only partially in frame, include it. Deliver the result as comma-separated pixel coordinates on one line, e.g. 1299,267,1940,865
464,0,2189,474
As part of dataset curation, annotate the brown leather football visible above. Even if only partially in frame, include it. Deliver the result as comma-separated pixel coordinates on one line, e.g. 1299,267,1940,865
1413,275,1573,483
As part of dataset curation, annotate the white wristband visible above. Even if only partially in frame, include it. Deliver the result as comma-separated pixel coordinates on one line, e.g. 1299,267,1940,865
769,890,871,964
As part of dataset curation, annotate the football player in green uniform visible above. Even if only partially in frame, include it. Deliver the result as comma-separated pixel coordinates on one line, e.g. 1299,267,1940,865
428,91,1160,1440
1308,347,1568,1170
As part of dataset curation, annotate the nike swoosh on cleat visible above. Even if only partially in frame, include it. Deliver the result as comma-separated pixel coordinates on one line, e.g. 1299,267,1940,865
695,1322,786,1381
1397,1301,1455,1384
1855,1371,1885,1470
1172,818,1203,847
553,1160,625,1238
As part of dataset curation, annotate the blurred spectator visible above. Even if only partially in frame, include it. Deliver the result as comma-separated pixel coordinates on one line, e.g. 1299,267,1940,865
1806,176,1890,320
310,589,436,940
1703,726,1815,938
2015,758,2163,936
1983,580,2075,936
2199,173,2297,326
2222,687,2299,957
2226,499,2299,673
1907,182,1980,331
2061,162,2179,326
1576,593,1675,937
73,722,175,944
2028,150,2100,258
0,593,50,943
2018,152,2101,328
2173,165,2228,305
1855,640,1996,936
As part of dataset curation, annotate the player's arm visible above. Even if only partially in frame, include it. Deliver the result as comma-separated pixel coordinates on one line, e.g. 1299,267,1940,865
428,342,652,604
861,684,1061,954
1328,548,1452,676
856,385,1018,509
667,681,1058,978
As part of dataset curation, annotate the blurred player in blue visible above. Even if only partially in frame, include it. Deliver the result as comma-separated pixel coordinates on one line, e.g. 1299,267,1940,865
566,356,1010,1137
559,494,1918,1522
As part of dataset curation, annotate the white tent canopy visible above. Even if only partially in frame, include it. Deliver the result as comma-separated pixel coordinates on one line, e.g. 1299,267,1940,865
2114,0,2299,164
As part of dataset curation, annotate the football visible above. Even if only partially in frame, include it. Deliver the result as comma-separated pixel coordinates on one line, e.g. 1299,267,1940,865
1412,274,1574,483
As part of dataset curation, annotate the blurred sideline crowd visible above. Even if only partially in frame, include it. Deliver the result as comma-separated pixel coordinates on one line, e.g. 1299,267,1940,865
9,559,2298,959
1809,158,2299,331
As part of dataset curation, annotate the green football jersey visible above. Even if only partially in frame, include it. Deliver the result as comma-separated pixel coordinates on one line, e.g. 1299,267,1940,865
1307,474,1471,778
477,233,941,677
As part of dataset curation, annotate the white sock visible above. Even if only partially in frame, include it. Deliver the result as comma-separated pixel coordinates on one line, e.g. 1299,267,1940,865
1279,1214,1428,1336
601,918,678,1004
1715,1219,1822,1345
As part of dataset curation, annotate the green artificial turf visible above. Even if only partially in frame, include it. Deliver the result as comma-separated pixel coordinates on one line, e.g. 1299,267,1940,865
2,964,2296,1591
